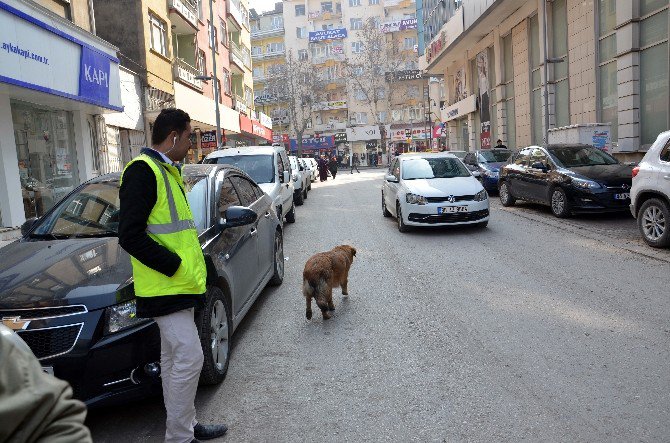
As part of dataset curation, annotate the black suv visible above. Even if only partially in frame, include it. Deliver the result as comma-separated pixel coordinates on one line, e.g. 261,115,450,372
498,144,633,217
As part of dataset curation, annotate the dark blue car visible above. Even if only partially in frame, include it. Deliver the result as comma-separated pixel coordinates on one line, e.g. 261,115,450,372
463,149,513,192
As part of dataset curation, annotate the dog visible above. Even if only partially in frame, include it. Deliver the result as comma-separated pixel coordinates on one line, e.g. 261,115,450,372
303,245,356,320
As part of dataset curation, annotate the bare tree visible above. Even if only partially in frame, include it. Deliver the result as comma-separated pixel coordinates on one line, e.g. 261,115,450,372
266,50,324,157
343,18,416,154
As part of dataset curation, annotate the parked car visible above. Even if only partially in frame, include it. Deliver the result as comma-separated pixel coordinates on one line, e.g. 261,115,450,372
0,164,284,407
303,158,318,182
498,144,634,218
205,146,296,224
382,152,489,232
289,155,309,205
448,150,467,160
631,130,670,247
462,149,513,192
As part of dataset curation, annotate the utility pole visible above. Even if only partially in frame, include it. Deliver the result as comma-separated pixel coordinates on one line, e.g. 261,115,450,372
209,0,222,149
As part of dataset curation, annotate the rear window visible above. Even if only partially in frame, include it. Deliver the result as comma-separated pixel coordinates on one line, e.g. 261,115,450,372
479,150,512,163
547,146,618,167
205,155,274,184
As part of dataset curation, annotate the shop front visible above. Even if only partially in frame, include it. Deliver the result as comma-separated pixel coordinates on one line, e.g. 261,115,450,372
0,0,122,228
289,136,336,158
226,114,272,148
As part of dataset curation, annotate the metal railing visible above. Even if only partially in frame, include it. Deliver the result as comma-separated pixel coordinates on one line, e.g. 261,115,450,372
173,58,203,89
230,41,245,69
251,27,284,39
168,0,199,28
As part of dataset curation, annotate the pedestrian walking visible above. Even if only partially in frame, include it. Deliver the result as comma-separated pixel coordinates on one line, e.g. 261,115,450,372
495,139,508,150
351,154,360,174
118,108,227,443
317,155,329,182
329,155,338,179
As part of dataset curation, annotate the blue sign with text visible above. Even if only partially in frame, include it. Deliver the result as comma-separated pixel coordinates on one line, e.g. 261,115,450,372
290,136,335,150
79,46,110,104
308,28,347,42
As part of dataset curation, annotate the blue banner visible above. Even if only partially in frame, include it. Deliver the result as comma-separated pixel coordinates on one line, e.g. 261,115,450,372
308,28,347,42
79,46,110,104
290,135,335,150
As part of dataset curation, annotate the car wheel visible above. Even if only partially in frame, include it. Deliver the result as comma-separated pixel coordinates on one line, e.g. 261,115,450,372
295,190,304,206
550,187,571,218
382,192,391,217
638,198,670,248
285,203,296,223
499,182,516,207
269,229,285,286
396,203,410,233
197,286,231,385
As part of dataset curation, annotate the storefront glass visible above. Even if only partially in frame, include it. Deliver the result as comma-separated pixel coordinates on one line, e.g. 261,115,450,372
12,101,79,219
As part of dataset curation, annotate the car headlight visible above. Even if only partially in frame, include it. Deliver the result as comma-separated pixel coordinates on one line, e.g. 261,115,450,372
572,177,601,189
104,299,146,335
474,189,488,201
406,193,427,205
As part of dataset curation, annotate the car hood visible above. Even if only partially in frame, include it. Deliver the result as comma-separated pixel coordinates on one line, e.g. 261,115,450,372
404,177,483,196
566,164,633,185
0,237,133,311
480,162,506,172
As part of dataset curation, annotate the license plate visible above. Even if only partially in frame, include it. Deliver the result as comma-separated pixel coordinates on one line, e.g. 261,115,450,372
438,206,468,214
614,193,630,200
42,366,54,375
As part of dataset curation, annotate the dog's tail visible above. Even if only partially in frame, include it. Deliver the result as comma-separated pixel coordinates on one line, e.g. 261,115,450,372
303,278,329,319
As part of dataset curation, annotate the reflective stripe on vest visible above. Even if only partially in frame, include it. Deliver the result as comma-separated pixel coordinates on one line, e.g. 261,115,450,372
145,156,197,235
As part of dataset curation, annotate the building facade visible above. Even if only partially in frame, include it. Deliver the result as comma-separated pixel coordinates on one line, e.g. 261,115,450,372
0,0,122,228
281,0,427,165
421,0,669,161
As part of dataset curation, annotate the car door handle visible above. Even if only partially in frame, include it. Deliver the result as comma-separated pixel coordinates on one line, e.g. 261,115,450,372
250,228,257,236
264,211,271,218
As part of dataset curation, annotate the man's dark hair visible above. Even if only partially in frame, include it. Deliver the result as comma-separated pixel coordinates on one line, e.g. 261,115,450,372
497,139,503,143
152,108,191,145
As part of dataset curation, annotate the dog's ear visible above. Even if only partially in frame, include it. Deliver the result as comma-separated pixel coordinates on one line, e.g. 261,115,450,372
350,246,357,257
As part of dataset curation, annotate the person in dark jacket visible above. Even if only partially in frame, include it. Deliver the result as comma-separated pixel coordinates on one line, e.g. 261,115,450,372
317,155,329,182
328,156,338,179
118,108,227,443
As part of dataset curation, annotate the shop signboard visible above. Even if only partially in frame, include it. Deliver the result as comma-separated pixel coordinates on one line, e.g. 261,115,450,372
385,70,423,83
316,100,347,110
380,18,417,33
390,128,408,141
308,28,347,42
425,7,464,65
476,51,491,148
239,114,253,134
433,123,445,138
289,135,335,150
335,132,347,143
252,121,272,141
0,1,122,110
441,94,477,122
201,130,218,149
259,112,273,128
346,125,380,141
411,127,430,140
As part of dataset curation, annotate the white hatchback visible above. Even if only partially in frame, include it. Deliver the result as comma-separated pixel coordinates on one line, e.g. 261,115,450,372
382,153,489,232
631,130,670,247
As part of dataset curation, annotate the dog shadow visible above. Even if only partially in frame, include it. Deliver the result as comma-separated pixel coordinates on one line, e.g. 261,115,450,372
306,295,351,326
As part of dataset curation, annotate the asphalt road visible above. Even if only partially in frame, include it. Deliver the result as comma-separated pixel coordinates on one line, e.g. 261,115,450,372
86,170,670,442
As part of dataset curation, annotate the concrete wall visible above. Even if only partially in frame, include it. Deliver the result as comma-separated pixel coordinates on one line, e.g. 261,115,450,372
567,0,597,124
512,19,531,148
34,0,93,32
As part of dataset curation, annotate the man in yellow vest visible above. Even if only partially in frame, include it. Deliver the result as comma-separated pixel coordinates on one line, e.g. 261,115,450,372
119,109,227,443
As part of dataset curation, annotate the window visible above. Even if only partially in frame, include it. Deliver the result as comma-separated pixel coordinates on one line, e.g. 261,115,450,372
551,0,569,128
299,49,308,61
297,26,307,38
245,86,253,107
222,69,232,95
149,13,168,57
355,88,366,100
660,140,670,162
351,112,368,124
369,0,380,4
351,41,363,53
404,37,417,50
349,0,361,6
208,20,218,51
378,111,387,122
196,49,206,76
529,15,542,144
229,176,258,206
272,16,283,28
350,18,363,30
376,87,385,99
598,0,617,141
220,20,228,46
353,66,364,76
321,1,333,12
639,0,669,146
252,46,262,55
502,33,515,149
217,178,242,215
253,67,263,77
266,42,284,53
295,4,305,16
408,85,419,98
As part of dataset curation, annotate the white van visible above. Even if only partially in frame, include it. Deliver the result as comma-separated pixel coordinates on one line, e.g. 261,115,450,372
205,146,296,224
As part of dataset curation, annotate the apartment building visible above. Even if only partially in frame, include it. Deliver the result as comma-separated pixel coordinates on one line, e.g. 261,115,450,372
0,0,122,228
420,0,669,161
282,0,423,165
250,2,288,143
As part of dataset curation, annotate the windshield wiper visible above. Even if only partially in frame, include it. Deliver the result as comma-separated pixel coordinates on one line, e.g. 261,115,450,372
29,233,72,240
71,230,118,238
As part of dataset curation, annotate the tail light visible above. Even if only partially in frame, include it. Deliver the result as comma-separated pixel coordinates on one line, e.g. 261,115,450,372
632,166,640,178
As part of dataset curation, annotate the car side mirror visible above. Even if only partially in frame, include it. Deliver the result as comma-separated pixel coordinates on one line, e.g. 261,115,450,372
282,171,290,183
385,174,398,183
531,162,547,171
21,217,39,236
219,206,257,230
471,170,481,178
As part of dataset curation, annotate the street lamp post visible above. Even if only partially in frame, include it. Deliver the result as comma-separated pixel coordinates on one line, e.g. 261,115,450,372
196,0,222,149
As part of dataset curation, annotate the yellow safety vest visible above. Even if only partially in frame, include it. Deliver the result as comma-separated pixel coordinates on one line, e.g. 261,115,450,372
121,154,206,297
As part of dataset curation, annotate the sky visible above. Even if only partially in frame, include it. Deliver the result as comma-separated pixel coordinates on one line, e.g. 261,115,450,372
249,0,277,14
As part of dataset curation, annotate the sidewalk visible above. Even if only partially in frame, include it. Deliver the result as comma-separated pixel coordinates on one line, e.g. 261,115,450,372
0,228,21,251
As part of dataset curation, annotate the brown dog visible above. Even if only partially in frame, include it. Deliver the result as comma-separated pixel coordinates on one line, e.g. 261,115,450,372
303,245,356,320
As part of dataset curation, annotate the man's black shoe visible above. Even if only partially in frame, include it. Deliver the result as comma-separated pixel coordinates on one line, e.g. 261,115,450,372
191,440,202,443
194,423,228,440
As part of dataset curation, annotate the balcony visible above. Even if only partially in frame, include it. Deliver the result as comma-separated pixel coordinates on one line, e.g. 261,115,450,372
169,0,199,32
324,78,346,90
227,0,245,29
229,42,246,73
313,122,347,132
308,8,342,21
173,58,203,90
384,0,414,8
233,94,249,115
312,53,345,65
251,26,284,40
315,100,347,111
253,73,267,83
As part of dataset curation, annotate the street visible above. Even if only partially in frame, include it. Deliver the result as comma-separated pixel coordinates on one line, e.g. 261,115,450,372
86,170,670,442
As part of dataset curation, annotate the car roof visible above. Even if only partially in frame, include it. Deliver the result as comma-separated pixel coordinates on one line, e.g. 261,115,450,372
205,146,280,158
398,152,458,160
86,163,242,184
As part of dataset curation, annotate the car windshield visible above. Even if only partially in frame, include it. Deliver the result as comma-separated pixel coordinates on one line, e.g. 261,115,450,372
206,155,274,183
547,146,619,167
30,176,208,239
402,157,471,180
479,150,512,163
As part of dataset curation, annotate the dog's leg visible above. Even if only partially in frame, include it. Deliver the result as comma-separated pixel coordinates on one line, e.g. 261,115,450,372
305,295,312,320
327,288,335,311
342,276,349,296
